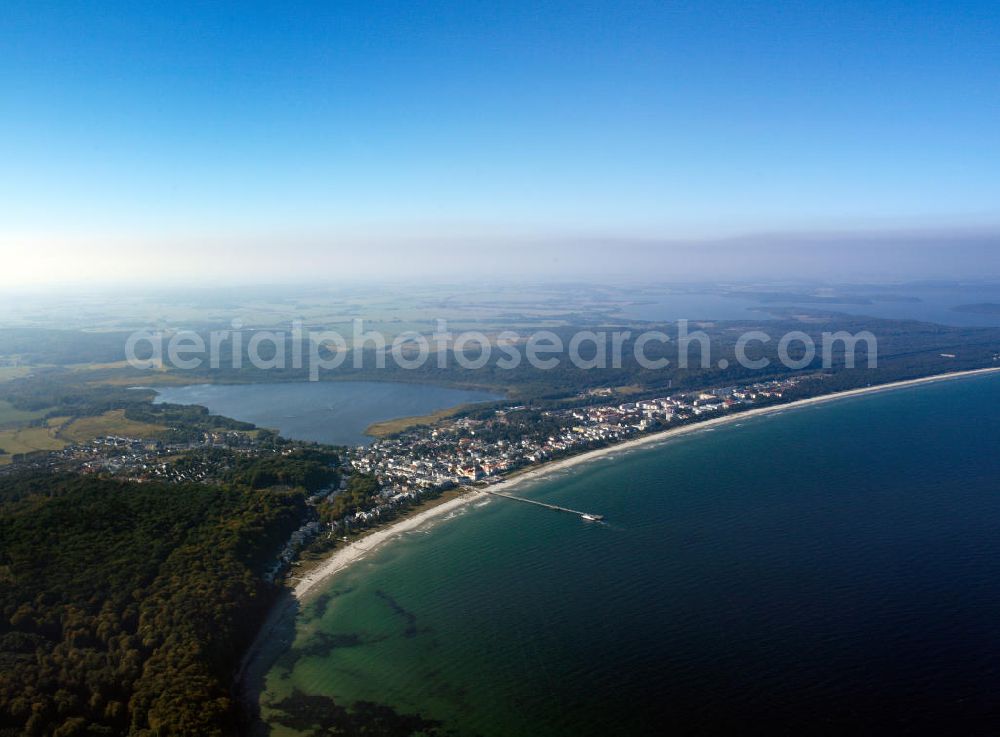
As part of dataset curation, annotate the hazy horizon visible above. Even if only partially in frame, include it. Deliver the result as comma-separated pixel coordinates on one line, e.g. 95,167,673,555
3,231,1000,289
5,6,1000,737
3,1,999,288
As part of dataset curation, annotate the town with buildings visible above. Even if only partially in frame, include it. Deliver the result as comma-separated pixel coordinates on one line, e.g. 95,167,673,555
347,375,813,505
0,376,815,551
0,429,274,483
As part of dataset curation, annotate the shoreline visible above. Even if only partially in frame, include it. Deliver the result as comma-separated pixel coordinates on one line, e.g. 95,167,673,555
234,489,487,720
237,366,1000,716
291,490,487,598
290,366,1000,601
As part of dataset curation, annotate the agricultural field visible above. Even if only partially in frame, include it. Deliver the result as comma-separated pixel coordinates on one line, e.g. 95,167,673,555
57,410,167,444
0,366,36,384
365,404,469,438
0,411,166,464
0,418,67,463
0,399,46,429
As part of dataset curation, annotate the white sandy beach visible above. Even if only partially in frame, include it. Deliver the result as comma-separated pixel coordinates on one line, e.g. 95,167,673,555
291,491,487,598
291,366,1000,601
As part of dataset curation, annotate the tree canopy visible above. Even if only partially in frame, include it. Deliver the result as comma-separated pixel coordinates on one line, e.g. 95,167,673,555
0,474,306,736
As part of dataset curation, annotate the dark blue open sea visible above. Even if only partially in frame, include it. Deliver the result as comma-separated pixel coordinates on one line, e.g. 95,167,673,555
259,373,1000,736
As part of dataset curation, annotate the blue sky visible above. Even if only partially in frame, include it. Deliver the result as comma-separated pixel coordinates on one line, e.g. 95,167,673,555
2,1,999,283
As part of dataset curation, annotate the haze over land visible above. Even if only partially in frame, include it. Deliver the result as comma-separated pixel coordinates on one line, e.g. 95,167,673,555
4,3,1000,736
5,237,1000,288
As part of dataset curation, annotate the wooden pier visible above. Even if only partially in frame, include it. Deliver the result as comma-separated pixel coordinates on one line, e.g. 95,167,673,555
483,489,604,521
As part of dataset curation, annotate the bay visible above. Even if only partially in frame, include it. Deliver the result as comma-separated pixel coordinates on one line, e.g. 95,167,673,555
260,373,1000,735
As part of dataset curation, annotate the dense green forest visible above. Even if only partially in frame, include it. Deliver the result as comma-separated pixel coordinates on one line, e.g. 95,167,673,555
0,475,307,737
172,446,341,492
0,316,997,736
318,473,380,522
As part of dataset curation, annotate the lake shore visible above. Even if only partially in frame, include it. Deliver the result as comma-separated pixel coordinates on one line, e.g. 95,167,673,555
238,366,1000,719
290,366,1000,601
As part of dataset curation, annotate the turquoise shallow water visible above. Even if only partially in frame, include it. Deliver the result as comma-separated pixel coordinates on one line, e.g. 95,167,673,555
259,374,1000,735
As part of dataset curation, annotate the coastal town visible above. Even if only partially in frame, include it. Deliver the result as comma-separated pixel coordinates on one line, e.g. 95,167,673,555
0,377,812,493
0,373,816,552
0,428,272,482
0,374,818,587
348,376,811,493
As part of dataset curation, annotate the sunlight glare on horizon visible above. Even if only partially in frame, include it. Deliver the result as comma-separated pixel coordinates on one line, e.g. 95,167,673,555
1,0,999,285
